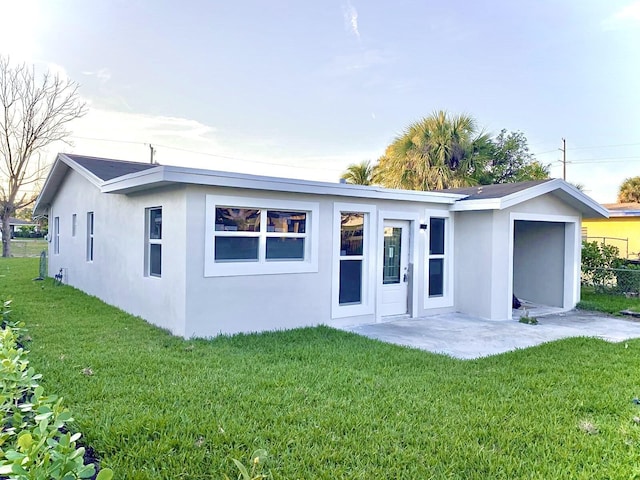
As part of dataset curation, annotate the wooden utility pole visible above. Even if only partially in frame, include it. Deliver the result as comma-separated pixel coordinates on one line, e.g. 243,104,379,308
560,138,566,180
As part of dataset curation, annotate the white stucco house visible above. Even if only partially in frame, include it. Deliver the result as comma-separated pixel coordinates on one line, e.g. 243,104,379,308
33,153,608,337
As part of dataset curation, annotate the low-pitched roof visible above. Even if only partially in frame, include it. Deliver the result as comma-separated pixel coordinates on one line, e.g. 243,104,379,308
34,153,463,214
65,154,157,181
9,217,36,226
441,179,608,218
34,154,608,219
601,203,640,217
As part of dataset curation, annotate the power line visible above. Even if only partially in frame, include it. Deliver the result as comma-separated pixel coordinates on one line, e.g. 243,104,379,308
68,135,345,172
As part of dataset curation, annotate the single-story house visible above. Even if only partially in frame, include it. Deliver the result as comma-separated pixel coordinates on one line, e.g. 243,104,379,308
33,153,608,337
582,203,640,259
0,217,38,241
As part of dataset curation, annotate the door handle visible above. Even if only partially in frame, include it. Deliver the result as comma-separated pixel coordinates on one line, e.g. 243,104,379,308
403,273,408,283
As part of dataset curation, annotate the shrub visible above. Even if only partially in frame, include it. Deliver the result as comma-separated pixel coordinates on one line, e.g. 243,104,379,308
0,302,113,480
581,241,622,291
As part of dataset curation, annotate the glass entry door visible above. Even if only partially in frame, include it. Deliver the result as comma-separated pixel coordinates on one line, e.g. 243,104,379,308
380,220,410,316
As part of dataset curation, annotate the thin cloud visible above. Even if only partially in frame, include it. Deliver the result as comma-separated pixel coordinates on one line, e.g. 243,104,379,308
343,2,360,40
602,1,640,30
82,68,112,84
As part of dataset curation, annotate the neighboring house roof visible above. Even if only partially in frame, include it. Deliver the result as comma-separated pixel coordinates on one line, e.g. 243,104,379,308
440,179,608,218
34,153,465,214
9,217,36,226
601,203,640,217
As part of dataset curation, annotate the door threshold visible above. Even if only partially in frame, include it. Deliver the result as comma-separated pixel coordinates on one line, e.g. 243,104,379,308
380,314,411,323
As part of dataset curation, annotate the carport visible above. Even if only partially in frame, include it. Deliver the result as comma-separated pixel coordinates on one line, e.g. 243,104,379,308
445,180,608,321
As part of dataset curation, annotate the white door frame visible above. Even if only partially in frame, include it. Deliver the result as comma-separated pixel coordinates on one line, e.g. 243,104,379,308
376,211,420,322
507,212,580,320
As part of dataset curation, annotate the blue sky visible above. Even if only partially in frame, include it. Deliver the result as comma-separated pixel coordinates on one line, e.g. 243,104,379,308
2,0,639,202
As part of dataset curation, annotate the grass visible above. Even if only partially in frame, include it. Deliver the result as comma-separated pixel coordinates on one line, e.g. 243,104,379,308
3,258,640,479
7,238,47,257
578,286,640,315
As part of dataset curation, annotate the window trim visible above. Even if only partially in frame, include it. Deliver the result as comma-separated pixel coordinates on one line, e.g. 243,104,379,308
145,206,162,278
204,195,319,277
423,211,453,309
331,202,377,319
86,212,94,262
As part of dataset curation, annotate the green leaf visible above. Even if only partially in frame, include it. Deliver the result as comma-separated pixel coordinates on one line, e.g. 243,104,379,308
95,468,114,480
232,458,250,480
16,432,32,451
78,464,97,478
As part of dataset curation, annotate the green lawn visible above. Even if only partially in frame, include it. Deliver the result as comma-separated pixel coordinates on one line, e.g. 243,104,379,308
2,258,640,479
578,287,640,315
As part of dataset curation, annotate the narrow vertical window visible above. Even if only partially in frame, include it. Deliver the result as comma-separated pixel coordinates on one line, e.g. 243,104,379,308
86,212,94,262
72,214,77,237
53,217,60,255
339,213,365,305
146,207,162,277
428,217,445,297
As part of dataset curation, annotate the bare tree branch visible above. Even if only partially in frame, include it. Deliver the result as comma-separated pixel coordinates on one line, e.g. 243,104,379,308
0,55,87,256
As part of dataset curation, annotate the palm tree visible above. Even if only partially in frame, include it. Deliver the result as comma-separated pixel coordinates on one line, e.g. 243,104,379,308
618,177,640,203
340,160,377,185
375,110,491,191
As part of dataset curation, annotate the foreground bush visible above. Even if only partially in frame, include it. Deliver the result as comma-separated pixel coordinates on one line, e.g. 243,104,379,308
0,300,113,480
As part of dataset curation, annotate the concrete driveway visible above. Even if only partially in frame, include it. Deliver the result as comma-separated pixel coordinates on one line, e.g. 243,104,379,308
340,310,640,359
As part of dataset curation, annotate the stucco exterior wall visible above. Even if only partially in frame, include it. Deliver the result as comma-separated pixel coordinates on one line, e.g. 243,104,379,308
181,186,452,336
453,210,494,319
48,170,188,336
582,217,640,259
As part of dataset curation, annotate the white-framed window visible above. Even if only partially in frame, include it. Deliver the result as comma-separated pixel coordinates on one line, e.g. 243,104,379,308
53,217,60,255
424,211,453,309
86,212,94,262
331,203,376,319
71,214,77,237
204,195,319,277
145,207,162,277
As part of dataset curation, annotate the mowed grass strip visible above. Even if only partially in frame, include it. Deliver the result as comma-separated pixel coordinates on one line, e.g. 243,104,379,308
578,287,640,315
2,258,640,479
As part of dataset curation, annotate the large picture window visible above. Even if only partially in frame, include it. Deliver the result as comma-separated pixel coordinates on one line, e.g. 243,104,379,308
214,208,307,262
146,207,162,277
205,195,319,276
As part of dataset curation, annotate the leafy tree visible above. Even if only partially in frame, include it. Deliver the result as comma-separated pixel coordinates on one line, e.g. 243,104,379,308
475,129,550,184
617,176,640,203
0,56,86,256
375,110,492,191
341,160,377,185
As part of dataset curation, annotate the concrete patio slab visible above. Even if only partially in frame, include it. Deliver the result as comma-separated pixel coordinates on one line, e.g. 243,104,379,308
340,310,640,359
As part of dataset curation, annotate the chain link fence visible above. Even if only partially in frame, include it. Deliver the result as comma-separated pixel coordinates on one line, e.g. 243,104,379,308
6,240,48,258
582,266,640,296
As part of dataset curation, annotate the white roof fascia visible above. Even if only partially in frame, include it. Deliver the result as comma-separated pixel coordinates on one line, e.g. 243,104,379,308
450,179,608,218
34,153,106,215
101,165,465,204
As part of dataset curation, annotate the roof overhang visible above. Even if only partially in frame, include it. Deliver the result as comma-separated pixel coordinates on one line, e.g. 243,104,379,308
450,178,609,218
33,153,107,215
101,165,464,204
34,154,465,216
